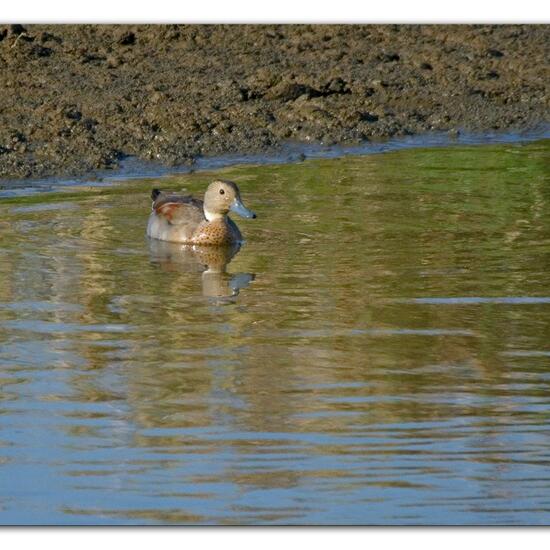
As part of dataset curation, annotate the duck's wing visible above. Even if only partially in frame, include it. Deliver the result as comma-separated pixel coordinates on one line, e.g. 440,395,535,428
151,190,205,226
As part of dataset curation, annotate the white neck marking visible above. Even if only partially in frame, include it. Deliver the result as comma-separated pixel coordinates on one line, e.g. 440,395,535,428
204,209,224,221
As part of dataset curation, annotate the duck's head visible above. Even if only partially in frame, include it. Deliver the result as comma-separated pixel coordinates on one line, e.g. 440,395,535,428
203,180,256,221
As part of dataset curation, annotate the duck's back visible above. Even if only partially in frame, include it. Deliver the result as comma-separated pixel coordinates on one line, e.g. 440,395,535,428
147,190,206,243
152,190,204,212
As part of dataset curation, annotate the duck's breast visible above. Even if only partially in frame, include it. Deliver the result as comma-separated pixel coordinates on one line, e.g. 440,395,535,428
191,218,242,245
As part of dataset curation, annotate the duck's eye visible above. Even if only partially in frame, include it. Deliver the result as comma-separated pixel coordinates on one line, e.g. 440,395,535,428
219,189,225,195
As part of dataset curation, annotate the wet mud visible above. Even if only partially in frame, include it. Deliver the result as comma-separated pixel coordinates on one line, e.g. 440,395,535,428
0,24,548,179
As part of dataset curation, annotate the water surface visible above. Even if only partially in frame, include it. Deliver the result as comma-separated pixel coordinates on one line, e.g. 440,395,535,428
1,139,550,524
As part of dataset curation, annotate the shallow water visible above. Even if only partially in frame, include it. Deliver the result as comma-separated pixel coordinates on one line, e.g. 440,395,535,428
1,139,550,525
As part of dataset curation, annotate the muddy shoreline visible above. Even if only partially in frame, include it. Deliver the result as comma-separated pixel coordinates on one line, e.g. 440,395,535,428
0,24,548,180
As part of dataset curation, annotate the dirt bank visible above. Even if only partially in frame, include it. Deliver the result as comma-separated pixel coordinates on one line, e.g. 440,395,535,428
0,24,548,179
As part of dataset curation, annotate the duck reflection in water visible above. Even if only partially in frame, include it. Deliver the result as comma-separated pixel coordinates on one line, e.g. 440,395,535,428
148,240,255,299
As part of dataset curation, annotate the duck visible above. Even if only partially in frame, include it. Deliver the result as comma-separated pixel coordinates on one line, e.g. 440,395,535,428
147,179,256,245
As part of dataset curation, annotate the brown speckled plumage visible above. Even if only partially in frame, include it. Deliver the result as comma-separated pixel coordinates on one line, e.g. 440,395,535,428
191,218,239,246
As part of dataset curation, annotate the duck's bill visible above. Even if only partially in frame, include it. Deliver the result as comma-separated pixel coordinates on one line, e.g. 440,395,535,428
230,199,256,219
